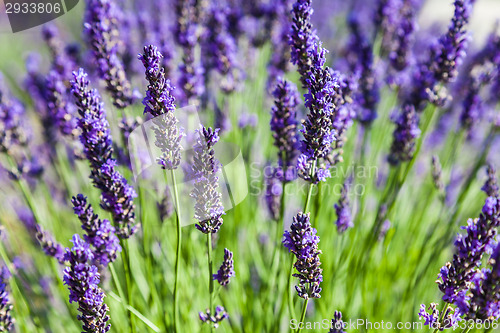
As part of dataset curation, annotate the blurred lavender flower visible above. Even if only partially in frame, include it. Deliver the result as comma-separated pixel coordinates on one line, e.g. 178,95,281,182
346,14,379,125
388,104,421,165
157,186,174,221
270,78,300,181
46,70,77,138
389,0,419,72
202,3,239,93
84,0,134,108
289,0,317,88
63,235,111,332
431,155,444,192
173,0,204,105
0,78,28,153
72,194,121,266
71,69,137,239
213,248,235,286
139,45,184,170
199,305,228,328
329,310,345,333
267,0,293,86
35,225,65,264
238,112,257,129
0,266,14,331
334,182,353,233
283,212,323,299
482,164,499,198
437,196,500,305
191,127,225,234
264,168,283,221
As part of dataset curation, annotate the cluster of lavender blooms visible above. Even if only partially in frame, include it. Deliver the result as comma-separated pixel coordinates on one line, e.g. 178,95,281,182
283,212,323,299
213,248,235,286
63,235,110,333
191,127,225,234
264,168,283,221
198,306,229,329
0,267,14,331
334,182,353,233
267,0,293,87
389,0,474,165
421,169,500,327
71,69,137,239
139,45,184,170
83,0,135,109
482,164,499,198
72,194,121,267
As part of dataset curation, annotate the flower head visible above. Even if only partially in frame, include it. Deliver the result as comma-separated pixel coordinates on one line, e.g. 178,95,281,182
334,182,353,233
213,248,235,286
0,266,14,331
283,212,323,299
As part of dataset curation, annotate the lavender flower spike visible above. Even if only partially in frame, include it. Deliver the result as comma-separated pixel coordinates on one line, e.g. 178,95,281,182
139,45,184,170
270,78,300,181
84,0,134,108
72,194,121,266
191,127,225,234
289,0,317,88
63,235,111,332
71,69,137,239
388,104,421,165
283,212,323,299
335,183,353,233
0,267,14,331
329,310,346,333
213,248,235,286
438,196,500,305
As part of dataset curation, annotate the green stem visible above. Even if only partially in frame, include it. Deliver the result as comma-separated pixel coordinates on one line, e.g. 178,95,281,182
207,233,214,333
120,240,136,333
296,299,309,333
171,169,182,333
287,256,296,321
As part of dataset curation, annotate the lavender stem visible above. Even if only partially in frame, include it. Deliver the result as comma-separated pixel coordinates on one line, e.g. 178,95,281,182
207,233,214,333
171,169,182,333
296,298,309,333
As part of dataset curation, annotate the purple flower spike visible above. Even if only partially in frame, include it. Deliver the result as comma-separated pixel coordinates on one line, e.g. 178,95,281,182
265,168,283,221
270,78,300,181
329,310,346,333
289,0,317,88
84,0,134,108
213,248,235,286
63,235,111,332
191,127,225,234
437,196,500,306
283,212,323,299
139,45,184,171
71,69,137,239
0,266,14,331
71,194,121,267
335,183,353,233
0,75,29,153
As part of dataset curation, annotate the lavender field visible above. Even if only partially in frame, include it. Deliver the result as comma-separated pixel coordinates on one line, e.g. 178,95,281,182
0,0,500,332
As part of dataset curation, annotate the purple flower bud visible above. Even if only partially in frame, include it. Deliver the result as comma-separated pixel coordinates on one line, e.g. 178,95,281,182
213,248,235,286
334,183,353,233
482,164,499,198
35,225,65,264
329,310,346,333
388,104,421,165
0,266,14,331
198,305,229,328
